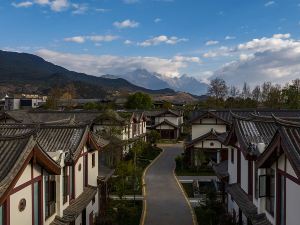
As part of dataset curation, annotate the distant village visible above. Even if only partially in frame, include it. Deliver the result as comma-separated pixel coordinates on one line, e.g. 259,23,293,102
1,82,300,225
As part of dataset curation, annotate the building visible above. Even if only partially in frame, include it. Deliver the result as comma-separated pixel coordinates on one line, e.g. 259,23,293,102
92,110,147,155
0,123,103,225
145,109,183,140
185,109,300,168
4,95,47,110
211,112,300,225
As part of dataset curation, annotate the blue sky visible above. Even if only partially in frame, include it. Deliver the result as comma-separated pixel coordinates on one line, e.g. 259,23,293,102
2,0,300,86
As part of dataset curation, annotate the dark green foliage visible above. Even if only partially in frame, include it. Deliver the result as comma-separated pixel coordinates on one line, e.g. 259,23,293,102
195,190,237,225
106,200,142,225
125,92,153,109
147,130,161,145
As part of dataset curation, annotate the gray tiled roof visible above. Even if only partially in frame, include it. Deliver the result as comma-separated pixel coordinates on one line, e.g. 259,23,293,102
212,160,229,180
0,132,35,182
227,183,257,218
0,124,89,163
190,109,300,124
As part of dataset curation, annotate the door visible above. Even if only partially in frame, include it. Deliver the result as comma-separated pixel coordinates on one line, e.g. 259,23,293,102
89,212,94,225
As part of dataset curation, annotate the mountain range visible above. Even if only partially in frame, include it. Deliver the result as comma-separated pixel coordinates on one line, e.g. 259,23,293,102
0,50,176,98
102,69,208,95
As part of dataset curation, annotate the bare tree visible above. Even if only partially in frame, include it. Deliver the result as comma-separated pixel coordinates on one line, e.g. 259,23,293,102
261,82,272,102
252,85,261,102
241,82,251,99
229,85,240,98
207,77,228,100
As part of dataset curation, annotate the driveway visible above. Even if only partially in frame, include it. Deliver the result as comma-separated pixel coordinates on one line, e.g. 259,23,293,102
142,143,196,225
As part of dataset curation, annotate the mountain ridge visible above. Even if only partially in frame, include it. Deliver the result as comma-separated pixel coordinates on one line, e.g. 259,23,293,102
0,50,176,98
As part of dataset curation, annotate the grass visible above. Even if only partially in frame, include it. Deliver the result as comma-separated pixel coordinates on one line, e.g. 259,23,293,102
106,200,143,225
182,183,194,198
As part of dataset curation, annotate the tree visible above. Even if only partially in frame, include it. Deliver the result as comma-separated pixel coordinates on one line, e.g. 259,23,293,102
229,85,240,98
162,101,172,109
44,86,62,109
282,79,300,109
261,82,272,102
241,82,251,99
147,130,161,145
252,85,261,102
125,92,153,110
207,78,228,106
265,84,282,108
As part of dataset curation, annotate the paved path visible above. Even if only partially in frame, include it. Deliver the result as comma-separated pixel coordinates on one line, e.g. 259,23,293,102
143,143,195,225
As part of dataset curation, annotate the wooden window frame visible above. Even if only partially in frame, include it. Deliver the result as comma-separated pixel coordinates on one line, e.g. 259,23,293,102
45,175,56,219
92,153,95,168
63,166,68,204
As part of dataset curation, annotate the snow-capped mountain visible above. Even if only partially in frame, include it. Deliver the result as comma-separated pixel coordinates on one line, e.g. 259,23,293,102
111,69,208,95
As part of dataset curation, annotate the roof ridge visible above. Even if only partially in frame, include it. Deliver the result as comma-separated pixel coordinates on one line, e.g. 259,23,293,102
272,114,300,128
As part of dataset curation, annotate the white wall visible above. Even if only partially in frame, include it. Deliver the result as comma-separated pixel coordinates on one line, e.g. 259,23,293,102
88,151,98,187
10,186,32,225
228,147,237,184
286,179,300,225
240,153,248,193
192,123,226,140
75,156,84,198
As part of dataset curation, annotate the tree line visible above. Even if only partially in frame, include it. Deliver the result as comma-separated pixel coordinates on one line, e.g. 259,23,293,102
206,78,300,109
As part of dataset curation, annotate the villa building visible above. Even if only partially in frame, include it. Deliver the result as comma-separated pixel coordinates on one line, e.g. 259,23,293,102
211,112,300,225
0,123,102,225
145,109,183,140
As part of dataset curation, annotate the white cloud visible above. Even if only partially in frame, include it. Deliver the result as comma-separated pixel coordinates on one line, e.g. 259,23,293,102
203,46,233,58
154,18,162,23
138,35,188,47
64,36,85,43
265,1,275,7
50,0,69,12
272,33,290,39
12,1,33,8
13,0,75,12
36,49,200,77
64,35,118,43
113,19,139,29
209,33,300,86
225,35,236,40
72,3,88,14
205,40,219,46
124,40,133,45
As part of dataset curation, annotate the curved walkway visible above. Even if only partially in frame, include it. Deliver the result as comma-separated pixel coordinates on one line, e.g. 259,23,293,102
142,143,196,225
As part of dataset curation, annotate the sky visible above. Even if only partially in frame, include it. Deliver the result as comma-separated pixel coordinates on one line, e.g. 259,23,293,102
2,0,300,87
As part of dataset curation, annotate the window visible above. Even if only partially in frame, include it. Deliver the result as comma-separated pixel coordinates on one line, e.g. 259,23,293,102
259,168,275,216
45,174,56,219
33,182,40,225
231,149,234,163
69,166,74,200
255,169,258,199
63,167,68,204
92,153,95,168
